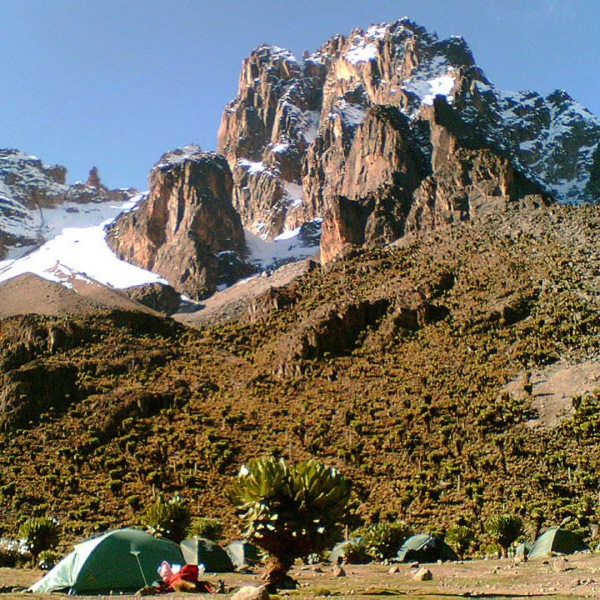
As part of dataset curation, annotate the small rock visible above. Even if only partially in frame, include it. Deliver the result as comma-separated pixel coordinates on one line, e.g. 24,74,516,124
388,565,401,575
408,561,419,568
333,565,346,578
413,568,433,581
553,557,568,573
230,585,269,600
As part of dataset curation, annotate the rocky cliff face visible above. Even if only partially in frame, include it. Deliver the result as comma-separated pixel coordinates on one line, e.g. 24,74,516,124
0,150,135,258
106,145,250,300
218,18,599,262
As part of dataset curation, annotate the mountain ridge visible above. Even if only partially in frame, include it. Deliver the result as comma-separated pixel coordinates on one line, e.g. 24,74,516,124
217,17,599,254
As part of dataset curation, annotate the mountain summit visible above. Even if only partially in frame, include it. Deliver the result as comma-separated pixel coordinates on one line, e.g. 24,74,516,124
217,18,599,262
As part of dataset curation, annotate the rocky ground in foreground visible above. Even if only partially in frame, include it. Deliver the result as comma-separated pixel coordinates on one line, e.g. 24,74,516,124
7,554,600,599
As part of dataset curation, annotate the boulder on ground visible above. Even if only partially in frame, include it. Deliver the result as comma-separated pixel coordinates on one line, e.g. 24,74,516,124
231,586,269,600
412,568,433,581
333,564,346,577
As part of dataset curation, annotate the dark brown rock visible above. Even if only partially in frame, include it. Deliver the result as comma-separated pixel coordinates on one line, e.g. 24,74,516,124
122,282,181,315
86,166,104,189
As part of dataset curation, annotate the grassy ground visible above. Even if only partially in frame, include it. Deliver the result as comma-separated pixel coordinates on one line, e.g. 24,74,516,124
4,554,600,599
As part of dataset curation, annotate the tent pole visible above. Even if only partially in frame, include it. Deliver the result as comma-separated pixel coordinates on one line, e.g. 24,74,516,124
131,551,148,587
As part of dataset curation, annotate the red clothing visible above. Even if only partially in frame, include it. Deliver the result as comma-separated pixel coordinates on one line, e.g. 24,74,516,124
164,564,199,587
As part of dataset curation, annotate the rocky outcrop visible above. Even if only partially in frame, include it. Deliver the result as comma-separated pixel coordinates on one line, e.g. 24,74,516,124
106,146,251,300
123,282,181,316
86,166,102,188
217,44,324,240
319,98,551,262
218,18,599,261
0,150,137,255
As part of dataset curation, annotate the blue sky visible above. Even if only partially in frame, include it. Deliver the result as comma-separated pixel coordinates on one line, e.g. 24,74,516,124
2,0,598,190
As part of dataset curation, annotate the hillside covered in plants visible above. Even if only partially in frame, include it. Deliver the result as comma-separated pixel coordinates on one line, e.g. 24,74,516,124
1,202,600,553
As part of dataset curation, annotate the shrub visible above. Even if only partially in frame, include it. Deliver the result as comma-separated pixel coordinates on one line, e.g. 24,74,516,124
484,514,523,556
141,495,191,543
38,549,62,570
342,541,371,564
0,539,22,567
18,517,60,561
229,456,351,590
363,521,413,560
189,518,224,541
445,525,475,559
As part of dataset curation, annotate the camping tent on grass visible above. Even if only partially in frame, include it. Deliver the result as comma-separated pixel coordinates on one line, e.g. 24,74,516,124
397,534,458,563
180,537,234,572
528,527,589,559
226,540,262,568
28,528,184,595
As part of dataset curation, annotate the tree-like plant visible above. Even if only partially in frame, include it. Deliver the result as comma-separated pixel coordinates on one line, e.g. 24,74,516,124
484,514,523,557
229,456,351,590
18,517,60,562
141,495,191,543
362,521,412,560
38,549,62,571
341,541,371,564
445,525,475,559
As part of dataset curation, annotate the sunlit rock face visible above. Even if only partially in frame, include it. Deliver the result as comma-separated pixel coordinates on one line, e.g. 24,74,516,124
106,146,251,300
217,18,599,262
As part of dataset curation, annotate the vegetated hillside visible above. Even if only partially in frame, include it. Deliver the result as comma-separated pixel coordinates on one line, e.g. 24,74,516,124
1,202,600,552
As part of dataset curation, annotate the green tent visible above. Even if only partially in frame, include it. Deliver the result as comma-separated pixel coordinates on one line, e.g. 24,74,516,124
226,540,262,568
528,527,589,559
180,537,235,572
28,528,184,595
397,534,458,563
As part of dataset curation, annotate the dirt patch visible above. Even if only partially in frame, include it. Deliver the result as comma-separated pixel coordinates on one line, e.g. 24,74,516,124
7,555,600,599
0,273,157,318
504,359,600,430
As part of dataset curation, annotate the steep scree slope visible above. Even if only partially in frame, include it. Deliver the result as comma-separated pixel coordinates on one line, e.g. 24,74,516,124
0,204,600,546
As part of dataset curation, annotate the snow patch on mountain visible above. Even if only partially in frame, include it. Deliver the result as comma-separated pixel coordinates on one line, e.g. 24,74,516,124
245,228,318,270
283,181,303,208
332,101,367,128
301,111,321,143
402,56,456,107
0,194,165,289
156,144,202,169
237,159,267,175
345,42,378,65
